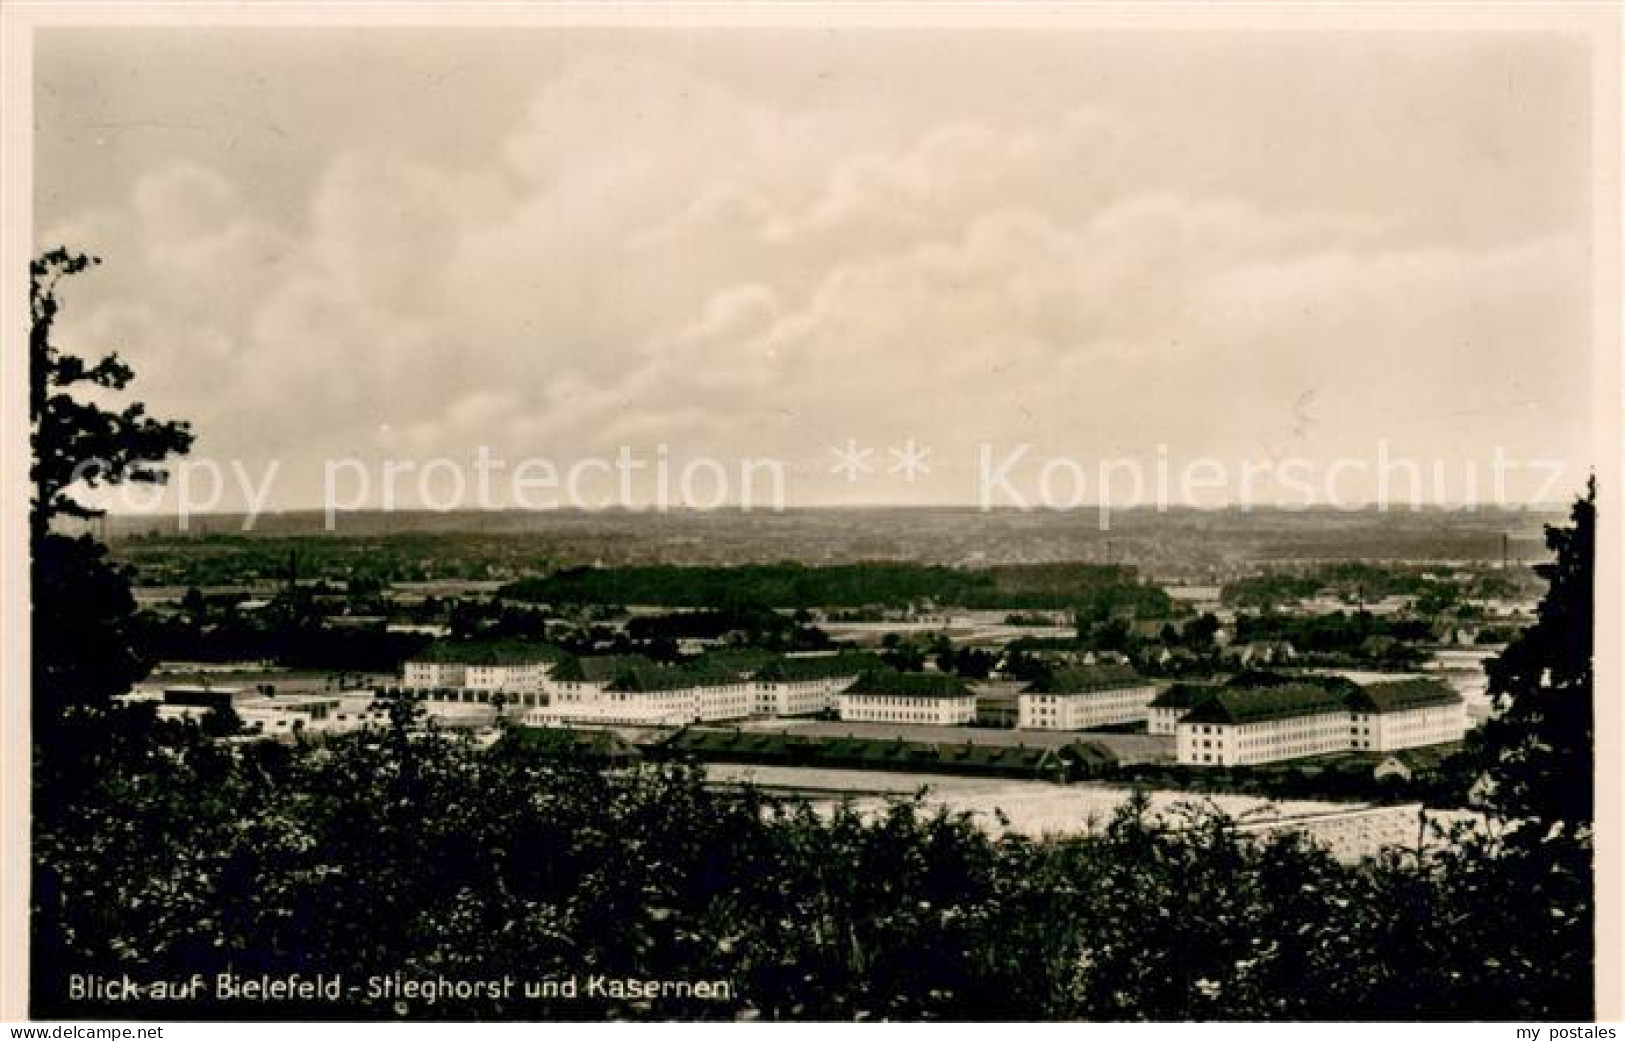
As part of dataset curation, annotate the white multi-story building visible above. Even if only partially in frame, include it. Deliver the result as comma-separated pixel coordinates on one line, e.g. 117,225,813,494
1017,665,1158,730
837,672,976,726
1177,684,1352,767
1176,679,1466,766
527,661,754,727
529,695,690,728
464,661,552,700
1147,683,1221,735
402,660,466,690
543,654,656,705
750,654,879,717
1346,680,1468,752
402,640,562,709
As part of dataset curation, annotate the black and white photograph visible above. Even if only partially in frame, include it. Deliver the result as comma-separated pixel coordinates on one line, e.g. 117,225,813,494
1,1,1618,1027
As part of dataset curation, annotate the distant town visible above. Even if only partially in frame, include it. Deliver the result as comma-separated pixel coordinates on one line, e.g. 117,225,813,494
109,508,1547,859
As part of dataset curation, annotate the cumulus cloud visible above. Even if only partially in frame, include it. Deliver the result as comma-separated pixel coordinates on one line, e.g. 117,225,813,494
41,47,1593,509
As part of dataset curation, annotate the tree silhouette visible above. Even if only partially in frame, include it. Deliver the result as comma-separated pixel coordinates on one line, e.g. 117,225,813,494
29,248,193,722
30,249,193,537
1477,479,1595,826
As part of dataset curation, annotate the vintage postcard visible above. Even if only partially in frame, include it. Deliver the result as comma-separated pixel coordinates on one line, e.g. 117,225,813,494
2,1,1619,1027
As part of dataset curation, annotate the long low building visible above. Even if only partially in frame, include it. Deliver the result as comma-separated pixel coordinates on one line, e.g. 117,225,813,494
122,686,392,739
1017,664,1157,730
1176,678,1467,767
661,727,1120,782
531,652,886,727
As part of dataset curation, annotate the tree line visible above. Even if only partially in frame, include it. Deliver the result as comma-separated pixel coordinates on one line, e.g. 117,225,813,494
502,562,1170,614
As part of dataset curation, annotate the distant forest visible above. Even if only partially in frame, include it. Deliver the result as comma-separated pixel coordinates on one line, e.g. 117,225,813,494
501,562,1172,615
98,505,1554,579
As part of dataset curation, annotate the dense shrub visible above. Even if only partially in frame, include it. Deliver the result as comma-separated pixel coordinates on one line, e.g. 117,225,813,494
31,700,1593,1021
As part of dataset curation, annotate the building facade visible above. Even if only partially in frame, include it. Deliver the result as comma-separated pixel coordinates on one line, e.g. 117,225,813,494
837,672,976,726
1017,665,1158,730
1346,680,1469,752
402,640,561,707
543,654,656,704
749,654,879,717
1176,679,1467,766
463,661,552,700
527,661,755,727
1147,683,1221,735
1176,685,1353,766
402,660,467,690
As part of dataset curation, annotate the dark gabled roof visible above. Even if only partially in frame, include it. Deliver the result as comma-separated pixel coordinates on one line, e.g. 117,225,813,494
606,663,748,693
924,739,1050,770
1180,684,1348,727
413,639,563,666
1224,669,1289,688
550,654,657,683
662,728,1071,776
842,670,973,698
1225,669,1363,698
1023,663,1146,695
667,729,747,754
1057,740,1118,765
753,653,884,683
661,729,727,752
667,727,820,754
697,648,779,677
1380,742,1464,770
1346,679,1463,714
1149,683,1222,711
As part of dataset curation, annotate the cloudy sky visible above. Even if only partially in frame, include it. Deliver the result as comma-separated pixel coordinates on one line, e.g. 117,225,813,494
35,25,1596,510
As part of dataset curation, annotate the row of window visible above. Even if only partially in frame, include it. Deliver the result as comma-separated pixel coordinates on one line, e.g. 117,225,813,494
846,697,974,708
844,710,972,723
1025,710,1146,727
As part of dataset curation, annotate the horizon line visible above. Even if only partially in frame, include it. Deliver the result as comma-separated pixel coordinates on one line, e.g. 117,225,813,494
88,501,1576,520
